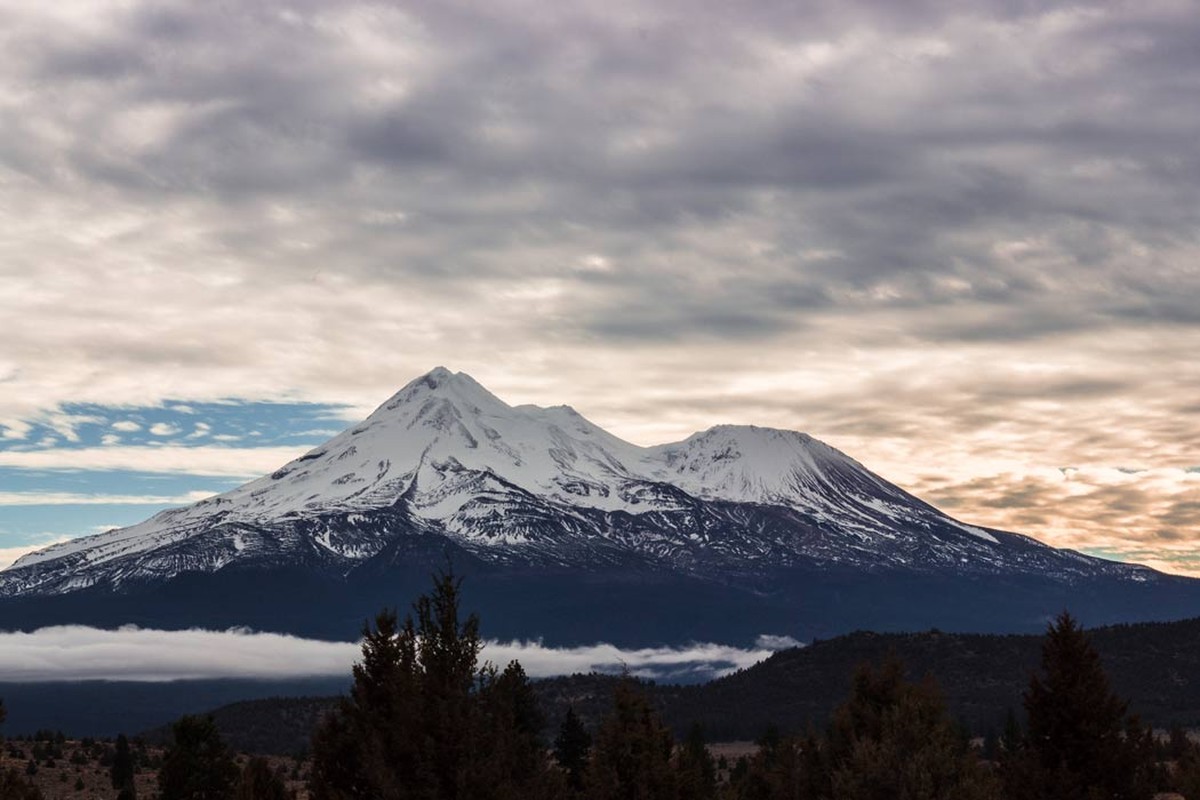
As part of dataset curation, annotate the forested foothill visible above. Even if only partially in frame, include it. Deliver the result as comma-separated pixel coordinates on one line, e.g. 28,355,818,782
652,615,1200,739
304,573,1200,799
6,575,1200,799
293,573,1200,799
160,611,1200,758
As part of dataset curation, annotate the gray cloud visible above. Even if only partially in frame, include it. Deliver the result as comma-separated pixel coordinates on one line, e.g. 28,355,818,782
8,3,1199,338
916,466,1200,572
1,0,1198,573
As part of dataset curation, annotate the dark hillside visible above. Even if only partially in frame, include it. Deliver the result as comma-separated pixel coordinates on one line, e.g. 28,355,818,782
141,695,337,756
163,615,1200,752
663,617,1200,738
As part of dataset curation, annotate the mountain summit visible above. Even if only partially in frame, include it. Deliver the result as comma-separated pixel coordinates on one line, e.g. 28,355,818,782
2,368,1197,643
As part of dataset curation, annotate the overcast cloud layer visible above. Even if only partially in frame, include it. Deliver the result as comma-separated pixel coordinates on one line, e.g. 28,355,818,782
1,1,1198,573
0,626,778,682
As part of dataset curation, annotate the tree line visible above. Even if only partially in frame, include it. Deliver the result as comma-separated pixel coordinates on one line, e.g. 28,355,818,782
305,571,1200,800
6,571,1200,798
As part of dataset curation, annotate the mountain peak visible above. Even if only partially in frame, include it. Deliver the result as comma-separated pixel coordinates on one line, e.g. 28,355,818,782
701,424,814,443
669,425,828,465
379,367,508,417
1,365,1168,628
401,366,480,394
420,365,456,386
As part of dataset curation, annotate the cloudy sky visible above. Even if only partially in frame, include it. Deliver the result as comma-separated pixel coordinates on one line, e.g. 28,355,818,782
1,0,1197,576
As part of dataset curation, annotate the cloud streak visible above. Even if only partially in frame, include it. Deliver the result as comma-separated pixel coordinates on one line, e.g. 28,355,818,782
0,626,781,683
0,491,215,506
0,446,306,477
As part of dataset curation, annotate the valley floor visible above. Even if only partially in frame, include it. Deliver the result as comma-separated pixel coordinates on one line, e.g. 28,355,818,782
0,739,309,800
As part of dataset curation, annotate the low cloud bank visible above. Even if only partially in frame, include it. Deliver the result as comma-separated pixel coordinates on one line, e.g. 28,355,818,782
0,627,356,682
485,640,779,681
0,626,797,683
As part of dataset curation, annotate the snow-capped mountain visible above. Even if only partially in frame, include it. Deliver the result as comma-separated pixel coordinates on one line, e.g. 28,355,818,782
1,368,1195,643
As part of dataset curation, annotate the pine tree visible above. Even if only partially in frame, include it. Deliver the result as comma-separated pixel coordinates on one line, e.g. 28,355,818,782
1166,721,1191,761
157,715,238,800
0,769,43,800
729,725,818,800
111,733,136,799
415,573,482,799
981,729,999,762
310,569,554,800
1000,708,1022,757
310,606,420,798
1003,611,1160,800
554,707,592,791
0,700,43,800
826,658,1002,800
1173,734,1200,799
236,756,290,800
469,660,551,796
675,723,716,800
584,678,677,800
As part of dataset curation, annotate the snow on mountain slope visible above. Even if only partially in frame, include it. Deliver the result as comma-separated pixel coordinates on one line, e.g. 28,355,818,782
11,369,649,571
1,367,1157,596
221,367,657,517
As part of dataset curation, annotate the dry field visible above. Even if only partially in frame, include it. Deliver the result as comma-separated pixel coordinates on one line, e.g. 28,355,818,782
0,738,309,800
0,736,760,799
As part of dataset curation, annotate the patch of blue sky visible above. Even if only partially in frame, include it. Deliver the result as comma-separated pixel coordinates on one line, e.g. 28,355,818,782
0,400,353,452
2,505,178,545
0,469,242,551
0,399,352,558
1082,546,1196,571
1079,547,1128,564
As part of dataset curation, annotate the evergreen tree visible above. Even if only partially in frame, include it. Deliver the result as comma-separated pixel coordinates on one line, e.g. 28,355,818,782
584,678,677,800
0,700,43,800
310,606,419,798
308,706,367,799
675,723,716,800
981,729,999,762
415,573,482,799
1000,708,1022,757
1173,734,1200,799
111,733,136,799
1165,721,1191,761
236,756,290,800
310,569,554,800
157,715,239,800
730,725,818,800
827,660,1001,800
468,660,554,797
554,707,592,791
0,769,44,800
1004,611,1160,800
